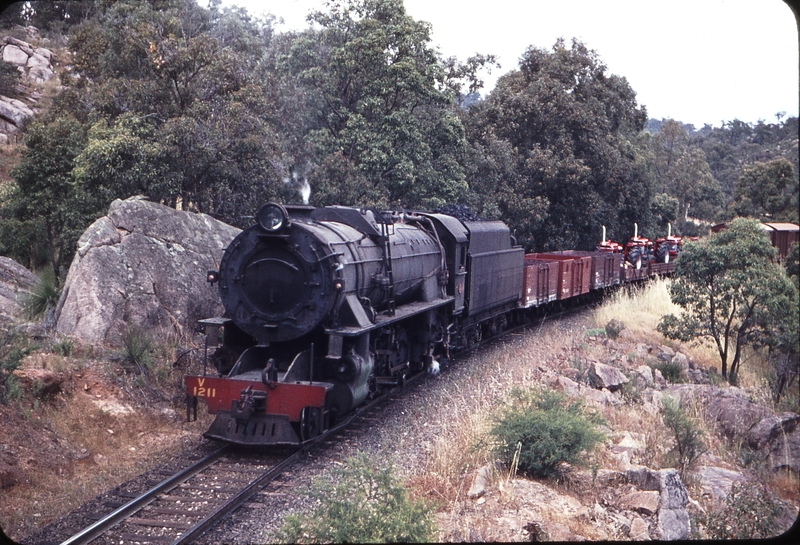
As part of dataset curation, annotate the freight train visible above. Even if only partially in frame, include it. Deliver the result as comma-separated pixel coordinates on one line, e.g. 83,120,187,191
185,203,678,446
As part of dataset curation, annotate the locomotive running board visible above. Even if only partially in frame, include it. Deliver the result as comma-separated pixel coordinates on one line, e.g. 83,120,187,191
326,296,454,337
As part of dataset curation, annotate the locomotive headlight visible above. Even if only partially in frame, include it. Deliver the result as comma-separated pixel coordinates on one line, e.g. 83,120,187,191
257,203,288,232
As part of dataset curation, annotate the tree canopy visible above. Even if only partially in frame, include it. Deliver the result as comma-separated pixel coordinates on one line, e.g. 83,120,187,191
461,38,650,251
729,158,798,222
0,0,797,278
271,0,476,210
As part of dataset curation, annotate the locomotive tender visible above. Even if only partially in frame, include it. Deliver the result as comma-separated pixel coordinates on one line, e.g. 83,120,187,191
185,202,670,447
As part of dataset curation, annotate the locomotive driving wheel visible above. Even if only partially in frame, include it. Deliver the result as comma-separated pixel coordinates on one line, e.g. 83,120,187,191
389,327,410,374
372,326,410,384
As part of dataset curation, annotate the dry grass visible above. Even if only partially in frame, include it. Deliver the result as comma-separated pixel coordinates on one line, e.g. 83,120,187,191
594,277,681,336
593,278,778,392
0,143,22,183
0,341,212,541
405,326,578,502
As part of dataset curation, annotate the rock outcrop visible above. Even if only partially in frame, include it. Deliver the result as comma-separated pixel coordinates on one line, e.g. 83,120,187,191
0,256,37,323
588,361,629,391
2,33,55,84
666,383,800,475
54,196,240,345
0,30,58,139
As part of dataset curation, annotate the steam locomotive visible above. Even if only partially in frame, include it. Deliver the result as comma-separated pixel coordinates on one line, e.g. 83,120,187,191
185,203,675,446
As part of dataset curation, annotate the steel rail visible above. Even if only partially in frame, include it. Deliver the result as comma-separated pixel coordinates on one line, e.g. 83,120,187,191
59,445,230,545
172,449,301,544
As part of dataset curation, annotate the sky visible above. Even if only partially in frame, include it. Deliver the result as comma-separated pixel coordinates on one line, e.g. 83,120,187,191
220,0,799,129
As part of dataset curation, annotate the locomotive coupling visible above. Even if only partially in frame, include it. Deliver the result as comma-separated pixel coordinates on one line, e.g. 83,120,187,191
232,385,267,420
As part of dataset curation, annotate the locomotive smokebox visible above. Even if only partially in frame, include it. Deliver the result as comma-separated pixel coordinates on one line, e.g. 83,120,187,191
217,205,337,344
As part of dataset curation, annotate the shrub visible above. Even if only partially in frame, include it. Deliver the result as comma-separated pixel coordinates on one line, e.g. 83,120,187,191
273,453,437,543
648,358,685,383
661,396,706,475
51,339,73,357
489,387,605,478
22,268,61,320
122,327,154,371
604,319,626,339
701,483,786,539
0,60,21,97
2,373,21,403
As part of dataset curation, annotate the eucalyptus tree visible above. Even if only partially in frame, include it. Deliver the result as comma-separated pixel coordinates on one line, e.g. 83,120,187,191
462,38,650,251
272,0,473,210
650,119,723,224
658,218,798,384
729,158,798,223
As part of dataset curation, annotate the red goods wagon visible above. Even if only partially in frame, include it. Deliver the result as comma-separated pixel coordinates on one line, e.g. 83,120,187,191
623,266,650,282
712,222,799,262
525,254,572,300
554,250,621,289
650,262,675,276
522,256,560,307
763,223,799,262
528,253,592,299
527,253,591,299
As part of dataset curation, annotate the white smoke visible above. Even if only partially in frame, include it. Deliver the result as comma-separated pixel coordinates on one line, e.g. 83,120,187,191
283,169,312,205
300,177,311,205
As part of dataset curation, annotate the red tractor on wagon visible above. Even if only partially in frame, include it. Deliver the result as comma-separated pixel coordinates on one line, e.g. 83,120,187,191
596,225,623,254
624,223,652,270
653,223,682,264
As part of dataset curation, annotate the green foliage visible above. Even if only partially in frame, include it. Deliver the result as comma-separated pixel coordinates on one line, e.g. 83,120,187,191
462,38,649,251
658,218,799,382
279,0,472,210
701,483,786,539
604,320,625,339
51,339,73,358
1,330,37,404
122,327,155,371
273,453,436,543
22,268,62,320
649,192,679,231
786,242,799,283
649,120,724,224
647,359,685,384
0,115,91,274
0,1,94,35
661,396,706,475
1,330,35,374
0,60,21,97
0,0,287,276
729,158,798,222
694,117,799,212
3,374,21,403
489,387,605,478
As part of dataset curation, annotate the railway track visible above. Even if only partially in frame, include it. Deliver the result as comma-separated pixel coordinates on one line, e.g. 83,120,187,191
57,368,426,545
57,303,591,545
59,446,297,545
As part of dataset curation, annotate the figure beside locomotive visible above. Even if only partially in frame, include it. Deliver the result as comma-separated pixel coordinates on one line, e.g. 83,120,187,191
185,203,679,447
